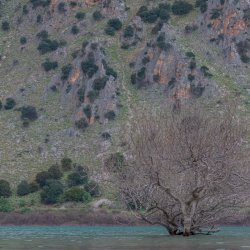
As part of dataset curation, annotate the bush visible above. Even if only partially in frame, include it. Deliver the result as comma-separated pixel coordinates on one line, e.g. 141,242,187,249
105,26,116,36
23,5,29,14
67,166,88,187
104,110,116,121
75,12,85,20
123,25,134,38
237,40,250,64
61,64,72,80
81,59,98,78
77,88,85,102
37,39,59,54
40,180,63,204
93,11,103,21
61,157,72,171
42,60,58,72
0,197,14,212
18,106,38,121
48,164,63,179
84,180,100,197
0,180,12,198
75,118,89,130
137,67,146,80
210,9,222,19
20,37,27,45
93,77,109,91
36,171,52,187
2,21,10,31
17,181,31,196
83,105,92,119
71,25,79,35
172,1,193,15
108,18,122,31
64,187,91,202
0,101,2,110
87,90,99,103
195,0,208,13
30,0,51,8
36,30,48,40
4,98,16,110
101,132,111,140
58,2,67,13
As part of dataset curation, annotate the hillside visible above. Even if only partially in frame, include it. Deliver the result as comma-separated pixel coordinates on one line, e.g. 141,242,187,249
0,0,249,212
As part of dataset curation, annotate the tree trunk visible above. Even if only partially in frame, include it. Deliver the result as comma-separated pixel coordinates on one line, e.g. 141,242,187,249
183,216,192,237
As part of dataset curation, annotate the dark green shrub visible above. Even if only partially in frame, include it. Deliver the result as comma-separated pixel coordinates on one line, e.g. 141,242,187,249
130,73,137,85
139,9,159,23
61,64,72,80
159,9,170,22
37,15,43,23
105,26,115,36
20,37,27,45
67,171,88,187
200,65,213,78
18,106,38,121
101,132,111,140
42,60,58,72
30,0,51,8
40,180,63,204
189,61,196,70
188,74,195,82
2,21,10,31
83,105,92,119
186,51,195,59
4,98,16,110
108,18,122,31
137,67,146,80
48,164,63,179
81,59,98,78
37,39,59,54
105,67,117,79
17,181,31,196
23,5,29,14
75,12,85,20
210,9,222,19
36,171,52,187
64,187,91,202
77,88,85,102
36,30,48,40
0,180,11,198
123,25,134,38
0,198,14,212
104,110,116,121
58,2,67,13
71,25,79,35
93,77,109,91
195,0,208,13
0,101,2,110
75,118,89,130
93,10,103,21
172,1,193,16
237,40,250,64
87,90,99,103
61,157,72,171
84,180,100,197
190,83,205,97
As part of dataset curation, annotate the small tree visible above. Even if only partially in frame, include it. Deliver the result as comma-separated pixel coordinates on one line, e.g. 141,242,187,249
107,18,122,31
36,171,52,187
0,180,12,198
40,180,63,204
17,181,31,196
64,187,91,202
19,106,38,121
172,1,193,15
2,21,10,31
4,98,16,110
48,164,63,179
61,157,72,171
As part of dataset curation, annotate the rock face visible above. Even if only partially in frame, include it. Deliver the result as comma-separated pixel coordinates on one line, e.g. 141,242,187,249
48,42,120,128
198,0,250,64
131,26,216,102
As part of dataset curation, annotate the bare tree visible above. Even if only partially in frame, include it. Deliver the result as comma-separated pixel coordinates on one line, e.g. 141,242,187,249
107,103,250,236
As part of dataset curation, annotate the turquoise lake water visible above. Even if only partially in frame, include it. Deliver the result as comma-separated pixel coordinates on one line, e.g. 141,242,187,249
0,226,250,249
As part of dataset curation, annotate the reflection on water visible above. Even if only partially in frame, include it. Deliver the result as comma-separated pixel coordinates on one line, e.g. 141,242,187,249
0,226,250,250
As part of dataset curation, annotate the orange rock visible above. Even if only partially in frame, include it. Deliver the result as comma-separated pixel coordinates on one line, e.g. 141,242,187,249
69,68,81,85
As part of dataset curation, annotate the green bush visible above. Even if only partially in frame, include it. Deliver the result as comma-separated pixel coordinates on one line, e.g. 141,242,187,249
36,171,52,187
30,0,51,8
0,180,12,198
93,10,103,21
75,118,89,131
104,110,116,121
4,98,16,110
107,18,123,31
61,64,72,80
77,88,85,102
93,77,109,91
42,60,58,72
137,67,146,80
81,59,99,78
105,152,124,173
195,0,208,13
18,106,38,121
105,67,117,79
71,25,79,35
64,187,91,202
61,157,72,171
123,25,134,38
2,21,10,31
75,12,85,20
17,181,31,196
210,9,222,19
48,164,63,179
87,90,99,103
20,37,27,45
84,181,100,197
67,166,89,187
83,105,92,119
37,39,59,54
58,2,67,13
172,1,193,15
40,180,63,204
0,197,14,212
237,40,250,64
105,26,116,36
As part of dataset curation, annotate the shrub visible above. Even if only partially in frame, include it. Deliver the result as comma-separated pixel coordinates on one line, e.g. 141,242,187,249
20,37,27,45
104,110,116,121
0,197,14,212
0,101,2,110
0,180,11,198
4,98,16,110
75,118,89,130
29,182,39,193
93,77,109,91
36,171,52,187
37,39,59,54
17,181,31,196
93,10,102,21
64,187,91,202
172,1,193,16
105,26,116,36
71,25,79,35
30,0,51,8
123,25,134,38
36,30,48,40
84,180,100,197
75,12,85,20
48,164,63,179
77,88,85,102
190,83,205,97
108,18,122,31
105,67,117,79
195,0,208,13
42,60,58,72
159,9,170,22
188,74,195,82
37,15,43,23
2,21,10,31
61,64,72,80
139,9,159,23
81,59,98,78
189,61,196,70
40,180,63,204
67,166,89,187
23,5,29,14
210,9,222,19
101,132,111,140
237,40,250,64
186,52,196,59
87,90,99,103
61,157,72,171
137,67,146,80
18,106,38,121
83,105,92,119
58,2,67,13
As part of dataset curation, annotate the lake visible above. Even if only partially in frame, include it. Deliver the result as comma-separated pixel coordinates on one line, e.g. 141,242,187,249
0,226,250,249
